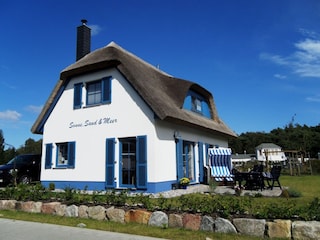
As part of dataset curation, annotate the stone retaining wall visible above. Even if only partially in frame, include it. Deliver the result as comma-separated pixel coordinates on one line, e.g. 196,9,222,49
1,200,319,239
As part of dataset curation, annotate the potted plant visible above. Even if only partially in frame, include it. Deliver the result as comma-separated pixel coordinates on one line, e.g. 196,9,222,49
179,177,190,189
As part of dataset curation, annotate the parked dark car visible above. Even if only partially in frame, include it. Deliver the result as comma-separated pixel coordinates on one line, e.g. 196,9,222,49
0,154,41,187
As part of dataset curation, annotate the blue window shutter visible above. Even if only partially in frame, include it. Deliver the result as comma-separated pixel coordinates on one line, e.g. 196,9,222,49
202,101,211,118
68,142,76,168
106,138,115,188
176,139,183,180
137,136,147,189
45,143,52,169
73,83,82,109
198,142,204,182
102,77,111,103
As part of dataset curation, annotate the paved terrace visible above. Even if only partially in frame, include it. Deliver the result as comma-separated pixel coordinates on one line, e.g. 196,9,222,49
150,184,283,198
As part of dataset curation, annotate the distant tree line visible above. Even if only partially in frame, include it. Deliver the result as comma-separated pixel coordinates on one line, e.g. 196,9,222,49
0,130,42,165
229,123,320,158
1,123,320,165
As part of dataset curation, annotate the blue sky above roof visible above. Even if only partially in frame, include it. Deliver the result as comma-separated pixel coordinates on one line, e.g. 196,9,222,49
1,0,320,148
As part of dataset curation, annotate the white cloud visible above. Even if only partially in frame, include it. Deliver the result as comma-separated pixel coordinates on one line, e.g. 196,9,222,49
306,94,320,103
26,105,43,114
0,110,21,121
88,24,102,36
299,28,320,39
1,80,16,89
261,35,320,78
274,74,287,79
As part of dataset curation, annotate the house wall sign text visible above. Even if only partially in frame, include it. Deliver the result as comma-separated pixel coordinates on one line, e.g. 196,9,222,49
69,117,118,129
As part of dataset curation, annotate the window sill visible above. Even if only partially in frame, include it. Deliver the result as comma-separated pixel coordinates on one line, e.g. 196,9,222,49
53,167,74,169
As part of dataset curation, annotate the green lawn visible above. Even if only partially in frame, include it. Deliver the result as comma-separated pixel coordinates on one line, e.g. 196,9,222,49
281,175,320,200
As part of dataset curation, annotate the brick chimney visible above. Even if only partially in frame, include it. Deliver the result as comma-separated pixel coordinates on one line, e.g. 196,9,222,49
76,19,91,61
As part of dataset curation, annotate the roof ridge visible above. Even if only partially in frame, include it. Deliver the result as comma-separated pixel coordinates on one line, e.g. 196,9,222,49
105,41,172,77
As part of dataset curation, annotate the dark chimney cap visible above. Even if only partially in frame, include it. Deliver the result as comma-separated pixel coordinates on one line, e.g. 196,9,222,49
81,19,88,25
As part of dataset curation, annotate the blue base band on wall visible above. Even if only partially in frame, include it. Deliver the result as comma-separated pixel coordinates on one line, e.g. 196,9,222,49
41,179,181,193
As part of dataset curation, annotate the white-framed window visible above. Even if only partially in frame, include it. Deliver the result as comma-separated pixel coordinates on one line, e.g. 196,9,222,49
73,76,111,109
192,96,202,112
87,80,102,105
56,142,75,168
57,143,69,166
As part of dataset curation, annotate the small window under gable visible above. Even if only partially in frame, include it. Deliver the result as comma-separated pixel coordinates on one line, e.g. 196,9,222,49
56,141,76,168
73,76,112,109
183,90,211,118
87,80,102,105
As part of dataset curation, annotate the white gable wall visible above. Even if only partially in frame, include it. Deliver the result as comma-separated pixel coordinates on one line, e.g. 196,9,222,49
42,69,156,184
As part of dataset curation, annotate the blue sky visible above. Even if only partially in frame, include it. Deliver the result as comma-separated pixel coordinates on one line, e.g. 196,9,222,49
1,0,320,148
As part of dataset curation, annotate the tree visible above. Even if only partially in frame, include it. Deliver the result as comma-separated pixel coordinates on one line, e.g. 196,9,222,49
229,124,320,158
0,130,5,164
17,138,42,155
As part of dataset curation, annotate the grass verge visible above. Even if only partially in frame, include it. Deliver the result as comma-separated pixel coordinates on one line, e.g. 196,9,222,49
0,210,261,240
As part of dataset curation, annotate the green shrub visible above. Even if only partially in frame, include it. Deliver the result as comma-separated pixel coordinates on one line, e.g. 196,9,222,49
0,180,319,221
104,190,128,206
300,197,320,221
48,183,55,191
287,188,302,198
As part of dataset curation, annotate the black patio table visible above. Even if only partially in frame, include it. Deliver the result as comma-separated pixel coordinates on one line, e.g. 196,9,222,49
234,171,265,191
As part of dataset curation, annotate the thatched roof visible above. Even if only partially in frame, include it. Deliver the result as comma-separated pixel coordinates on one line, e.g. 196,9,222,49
31,42,236,138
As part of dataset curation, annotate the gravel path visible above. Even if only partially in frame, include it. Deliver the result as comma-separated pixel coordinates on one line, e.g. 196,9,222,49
150,184,282,198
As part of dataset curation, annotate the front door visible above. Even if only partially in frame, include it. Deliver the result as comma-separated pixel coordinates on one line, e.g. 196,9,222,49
119,137,137,188
182,141,195,181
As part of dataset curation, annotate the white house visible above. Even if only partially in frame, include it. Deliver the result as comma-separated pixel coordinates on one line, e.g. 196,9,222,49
231,153,255,166
256,143,287,163
31,21,236,193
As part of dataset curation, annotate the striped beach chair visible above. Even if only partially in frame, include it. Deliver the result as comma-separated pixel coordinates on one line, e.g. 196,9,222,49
209,147,234,182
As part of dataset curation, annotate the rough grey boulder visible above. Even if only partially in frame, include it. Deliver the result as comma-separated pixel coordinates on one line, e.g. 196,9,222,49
292,221,320,240
168,214,183,228
148,211,168,228
215,217,237,234
88,205,106,220
233,218,265,237
106,207,125,223
200,216,214,232
65,204,78,217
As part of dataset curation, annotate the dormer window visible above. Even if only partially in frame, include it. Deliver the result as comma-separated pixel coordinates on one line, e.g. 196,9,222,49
192,96,202,112
183,90,211,118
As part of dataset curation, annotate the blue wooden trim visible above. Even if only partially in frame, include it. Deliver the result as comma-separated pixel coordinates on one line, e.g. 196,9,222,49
36,85,66,133
73,83,82,109
146,180,179,193
175,138,183,180
41,180,184,193
102,76,112,104
68,141,76,168
41,181,106,191
105,138,115,188
45,143,53,169
198,142,204,182
136,135,147,189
